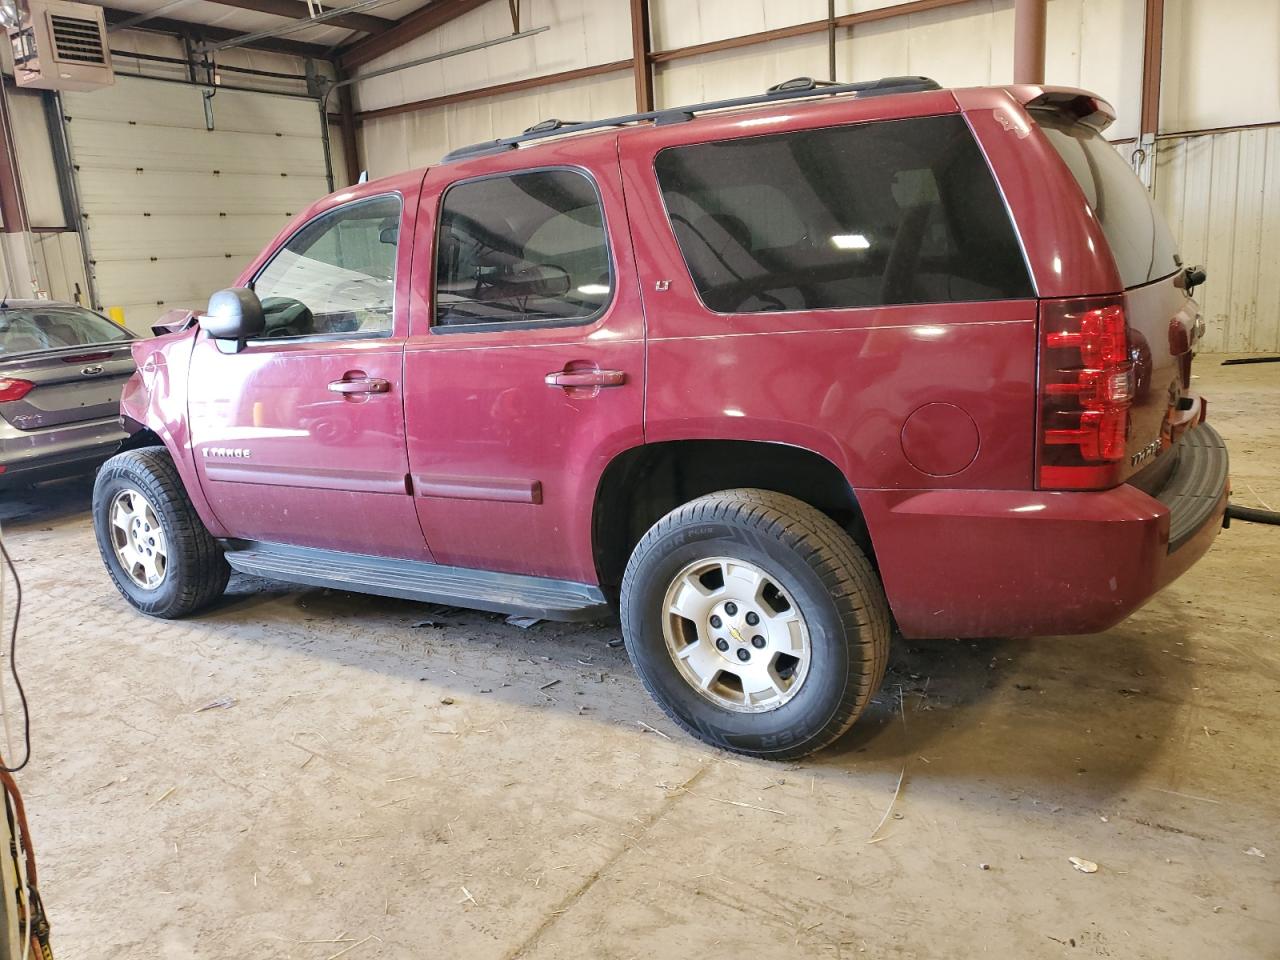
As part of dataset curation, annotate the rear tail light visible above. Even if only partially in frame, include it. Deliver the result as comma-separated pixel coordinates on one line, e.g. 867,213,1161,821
1037,297,1133,490
0,378,35,403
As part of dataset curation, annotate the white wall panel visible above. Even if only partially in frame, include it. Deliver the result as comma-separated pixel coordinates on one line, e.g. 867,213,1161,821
354,0,630,115
1161,0,1280,134
654,34,828,106
360,72,634,179
1156,128,1280,353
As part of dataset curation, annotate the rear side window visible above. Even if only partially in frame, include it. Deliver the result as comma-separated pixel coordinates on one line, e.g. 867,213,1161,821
1033,111,1180,289
434,169,612,328
653,114,1032,314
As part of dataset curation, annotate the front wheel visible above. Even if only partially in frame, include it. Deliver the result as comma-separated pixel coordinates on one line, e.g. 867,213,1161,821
620,489,891,760
93,448,230,618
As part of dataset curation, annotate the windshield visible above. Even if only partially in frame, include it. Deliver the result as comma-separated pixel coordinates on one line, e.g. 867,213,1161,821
1033,110,1180,289
0,306,132,355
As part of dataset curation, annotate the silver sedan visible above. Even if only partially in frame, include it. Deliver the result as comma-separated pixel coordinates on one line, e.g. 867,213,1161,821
0,300,137,489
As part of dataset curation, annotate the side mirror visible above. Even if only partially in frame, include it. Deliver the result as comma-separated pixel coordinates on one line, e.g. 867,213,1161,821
201,288,265,350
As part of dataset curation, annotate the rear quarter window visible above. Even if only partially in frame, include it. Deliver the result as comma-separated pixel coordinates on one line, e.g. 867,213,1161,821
1033,110,1181,289
653,114,1033,314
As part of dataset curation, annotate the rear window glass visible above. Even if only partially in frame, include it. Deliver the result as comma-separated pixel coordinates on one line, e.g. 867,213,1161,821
653,114,1032,314
1033,111,1180,288
0,306,131,355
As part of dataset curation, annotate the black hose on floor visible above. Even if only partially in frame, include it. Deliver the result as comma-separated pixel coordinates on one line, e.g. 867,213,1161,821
1226,504,1280,526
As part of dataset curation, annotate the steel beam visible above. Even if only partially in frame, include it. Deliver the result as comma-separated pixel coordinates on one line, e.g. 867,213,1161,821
648,0,973,64
339,0,491,71
202,0,395,36
355,59,632,122
100,5,331,58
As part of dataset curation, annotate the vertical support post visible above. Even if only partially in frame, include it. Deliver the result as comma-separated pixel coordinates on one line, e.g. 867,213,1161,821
828,0,836,83
1140,0,1165,138
335,69,362,186
630,0,653,112
1013,0,1047,85
0,79,36,298
1135,0,1165,191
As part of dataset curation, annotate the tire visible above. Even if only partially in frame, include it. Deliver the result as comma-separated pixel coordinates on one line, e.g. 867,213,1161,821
620,488,891,760
92,447,230,619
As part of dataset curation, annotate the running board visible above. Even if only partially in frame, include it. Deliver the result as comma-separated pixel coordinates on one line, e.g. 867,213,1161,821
221,541,610,622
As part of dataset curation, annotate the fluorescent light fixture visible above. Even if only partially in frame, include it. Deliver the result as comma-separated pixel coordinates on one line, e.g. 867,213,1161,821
831,234,871,250
577,284,610,296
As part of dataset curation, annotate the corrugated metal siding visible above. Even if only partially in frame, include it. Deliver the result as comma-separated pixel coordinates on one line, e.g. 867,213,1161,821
1156,127,1280,353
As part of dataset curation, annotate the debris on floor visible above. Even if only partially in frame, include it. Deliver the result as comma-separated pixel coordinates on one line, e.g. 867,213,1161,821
1069,857,1099,874
506,615,542,629
195,696,237,712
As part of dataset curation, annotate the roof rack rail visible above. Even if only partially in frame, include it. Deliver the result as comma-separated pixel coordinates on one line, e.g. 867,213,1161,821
441,74,941,163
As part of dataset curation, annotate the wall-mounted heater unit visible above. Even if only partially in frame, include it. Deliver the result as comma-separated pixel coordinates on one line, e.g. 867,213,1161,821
8,0,113,92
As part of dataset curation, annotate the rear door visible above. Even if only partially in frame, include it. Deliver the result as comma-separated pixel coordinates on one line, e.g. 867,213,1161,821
1031,108,1197,481
402,145,645,583
185,191,431,560
0,306,134,431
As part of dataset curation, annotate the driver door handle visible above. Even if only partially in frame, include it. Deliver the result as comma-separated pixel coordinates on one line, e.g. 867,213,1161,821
328,377,391,395
544,369,627,388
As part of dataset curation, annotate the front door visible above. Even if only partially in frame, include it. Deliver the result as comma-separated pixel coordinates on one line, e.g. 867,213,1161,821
187,191,431,560
402,147,645,583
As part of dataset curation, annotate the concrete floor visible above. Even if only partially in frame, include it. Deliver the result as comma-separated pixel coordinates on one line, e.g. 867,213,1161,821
1,361,1277,960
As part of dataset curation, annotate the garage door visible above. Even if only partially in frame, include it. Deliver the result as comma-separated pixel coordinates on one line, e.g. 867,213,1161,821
61,75,331,334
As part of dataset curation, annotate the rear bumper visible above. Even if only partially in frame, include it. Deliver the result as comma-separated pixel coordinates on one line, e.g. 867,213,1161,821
0,414,126,486
860,423,1229,639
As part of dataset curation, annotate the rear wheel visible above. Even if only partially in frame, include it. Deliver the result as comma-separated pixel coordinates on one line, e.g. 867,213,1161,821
93,448,230,618
620,488,891,760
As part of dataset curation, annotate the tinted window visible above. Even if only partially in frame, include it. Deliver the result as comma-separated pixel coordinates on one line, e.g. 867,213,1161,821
653,114,1032,313
0,306,131,355
435,169,611,327
253,195,400,339
1034,111,1180,288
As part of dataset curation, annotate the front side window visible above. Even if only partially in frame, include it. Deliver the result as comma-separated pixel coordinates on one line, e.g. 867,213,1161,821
434,169,612,328
654,114,1033,313
252,195,401,339
0,306,132,355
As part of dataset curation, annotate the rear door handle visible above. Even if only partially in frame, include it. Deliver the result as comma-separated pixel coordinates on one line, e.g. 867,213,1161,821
328,377,391,395
544,369,627,388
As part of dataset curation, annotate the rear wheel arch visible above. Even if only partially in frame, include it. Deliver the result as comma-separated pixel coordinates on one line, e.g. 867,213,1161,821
592,439,874,592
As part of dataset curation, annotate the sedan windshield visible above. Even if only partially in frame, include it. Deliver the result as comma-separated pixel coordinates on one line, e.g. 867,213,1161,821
0,306,132,355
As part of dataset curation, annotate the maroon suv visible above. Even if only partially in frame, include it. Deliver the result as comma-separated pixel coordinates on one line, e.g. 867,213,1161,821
92,77,1228,759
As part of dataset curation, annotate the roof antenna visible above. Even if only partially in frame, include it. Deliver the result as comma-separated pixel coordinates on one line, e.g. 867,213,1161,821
358,170,369,184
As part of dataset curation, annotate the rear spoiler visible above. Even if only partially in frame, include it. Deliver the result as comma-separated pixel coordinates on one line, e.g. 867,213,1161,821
1005,85,1117,132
